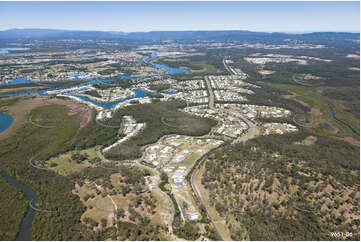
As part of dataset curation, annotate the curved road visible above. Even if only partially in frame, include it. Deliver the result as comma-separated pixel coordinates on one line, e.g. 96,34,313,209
222,109,256,143
29,115,56,129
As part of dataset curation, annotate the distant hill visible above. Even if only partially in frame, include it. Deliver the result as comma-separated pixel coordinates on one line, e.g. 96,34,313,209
0,28,359,45
0,28,126,41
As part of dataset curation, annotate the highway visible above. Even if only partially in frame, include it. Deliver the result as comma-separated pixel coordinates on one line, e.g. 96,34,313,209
193,73,227,240
190,155,224,240
222,109,256,143
222,56,256,143
205,76,215,109
223,57,236,75
187,57,257,240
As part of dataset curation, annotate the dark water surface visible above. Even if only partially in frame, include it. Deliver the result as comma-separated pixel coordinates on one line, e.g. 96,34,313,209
0,112,14,134
328,104,359,136
0,172,37,241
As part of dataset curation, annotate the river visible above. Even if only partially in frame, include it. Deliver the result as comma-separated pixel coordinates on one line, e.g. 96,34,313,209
0,48,30,55
0,172,37,241
0,54,187,108
144,54,190,75
0,77,33,86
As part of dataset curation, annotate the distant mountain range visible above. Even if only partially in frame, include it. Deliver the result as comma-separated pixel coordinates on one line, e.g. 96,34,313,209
0,28,359,44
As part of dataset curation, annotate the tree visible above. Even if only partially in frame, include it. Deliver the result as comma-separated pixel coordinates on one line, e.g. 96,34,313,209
116,208,125,219
101,218,107,228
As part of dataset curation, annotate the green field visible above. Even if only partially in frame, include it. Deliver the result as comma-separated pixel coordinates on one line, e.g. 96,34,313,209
189,62,217,74
45,147,98,176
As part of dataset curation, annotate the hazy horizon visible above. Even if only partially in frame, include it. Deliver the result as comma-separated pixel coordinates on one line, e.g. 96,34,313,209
0,1,359,33
1,28,360,34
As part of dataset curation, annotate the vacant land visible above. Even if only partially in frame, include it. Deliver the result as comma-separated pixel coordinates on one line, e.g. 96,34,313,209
45,147,98,176
0,86,48,95
188,62,217,74
72,165,171,240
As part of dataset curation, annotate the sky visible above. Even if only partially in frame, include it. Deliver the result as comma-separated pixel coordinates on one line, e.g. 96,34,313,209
0,1,359,33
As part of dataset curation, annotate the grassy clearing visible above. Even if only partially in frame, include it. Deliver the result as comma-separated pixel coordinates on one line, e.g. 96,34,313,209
151,188,172,226
45,147,98,176
0,95,49,140
46,154,87,176
189,62,217,74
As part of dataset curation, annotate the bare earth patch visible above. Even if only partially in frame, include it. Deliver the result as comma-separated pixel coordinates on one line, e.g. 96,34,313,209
346,54,360,59
338,104,345,111
331,136,360,147
258,70,275,75
282,92,310,108
310,107,322,116
293,136,318,146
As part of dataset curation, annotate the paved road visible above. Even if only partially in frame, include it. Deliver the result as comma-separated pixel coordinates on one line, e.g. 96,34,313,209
96,149,111,163
205,76,215,109
200,71,237,240
190,156,224,240
222,57,256,143
187,57,257,241
222,109,256,143
223,57,236,75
